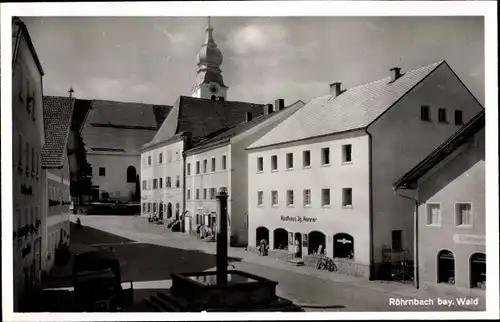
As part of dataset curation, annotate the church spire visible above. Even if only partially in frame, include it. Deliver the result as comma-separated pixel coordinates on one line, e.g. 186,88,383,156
192,16,228,100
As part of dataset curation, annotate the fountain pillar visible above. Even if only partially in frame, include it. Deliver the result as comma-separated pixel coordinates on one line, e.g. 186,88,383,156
216,189,229,284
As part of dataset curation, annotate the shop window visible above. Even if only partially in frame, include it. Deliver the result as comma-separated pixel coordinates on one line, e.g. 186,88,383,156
437,250,455,284
273,228,288,250
166,203,173,219
308,231,326,255
333,233,354,259
470,253,486,289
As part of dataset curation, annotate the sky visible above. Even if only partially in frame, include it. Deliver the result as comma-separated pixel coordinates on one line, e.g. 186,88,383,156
22,16,485,106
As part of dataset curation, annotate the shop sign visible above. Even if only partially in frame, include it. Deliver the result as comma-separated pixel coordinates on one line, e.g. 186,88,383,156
453,234,485,246
281,215,317,223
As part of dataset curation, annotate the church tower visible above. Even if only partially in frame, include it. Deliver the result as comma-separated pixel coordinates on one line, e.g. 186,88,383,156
192,17,228,101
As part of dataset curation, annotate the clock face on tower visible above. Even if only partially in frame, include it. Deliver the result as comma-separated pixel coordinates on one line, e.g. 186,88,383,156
209,85,218,94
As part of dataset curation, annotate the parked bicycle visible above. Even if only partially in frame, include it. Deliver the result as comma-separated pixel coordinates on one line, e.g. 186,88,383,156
316,256,337,272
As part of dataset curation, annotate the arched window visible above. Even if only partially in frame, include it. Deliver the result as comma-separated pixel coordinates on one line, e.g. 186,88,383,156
256,227,269,246
273,228,288,250
470,253,486,289
437,250,455,284
126,166,136,183
333,233,354,259
309,231,326,255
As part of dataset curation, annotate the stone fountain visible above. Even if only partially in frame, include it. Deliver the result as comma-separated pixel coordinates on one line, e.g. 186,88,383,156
146,190,303,312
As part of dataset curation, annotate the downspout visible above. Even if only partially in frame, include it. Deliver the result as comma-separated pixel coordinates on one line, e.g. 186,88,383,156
364,128,375,280
394,187,419,289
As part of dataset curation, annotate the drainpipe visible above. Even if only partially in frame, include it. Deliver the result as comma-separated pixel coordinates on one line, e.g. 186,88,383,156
364,129,375,280
394,187,419,289
181,141,187,234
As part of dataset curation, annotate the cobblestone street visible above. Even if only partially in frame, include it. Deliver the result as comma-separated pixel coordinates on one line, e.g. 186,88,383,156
30,214,483,312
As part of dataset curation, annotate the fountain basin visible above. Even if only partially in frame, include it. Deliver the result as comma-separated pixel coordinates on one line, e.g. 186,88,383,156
170,270,278,309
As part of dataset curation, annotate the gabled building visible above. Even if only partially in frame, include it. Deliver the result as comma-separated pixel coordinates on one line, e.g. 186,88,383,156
40,96,75,275
184,99,305,246
246,61,484,279
140,19,266,229
12,17,45,311
394,110,485,292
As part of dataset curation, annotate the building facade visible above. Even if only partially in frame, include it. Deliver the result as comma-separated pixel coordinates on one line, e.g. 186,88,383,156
12,17,46,311
394,111,485,292
140,18,266,231
246,61,484,279
40,96,75,275
184,99,305,246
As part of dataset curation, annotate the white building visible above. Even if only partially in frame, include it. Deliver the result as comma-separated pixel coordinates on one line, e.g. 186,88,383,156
184,99,305,246
12,17,45,311
246,61,484,279
394,110,485,293
40,96,74,275
140,19,266,229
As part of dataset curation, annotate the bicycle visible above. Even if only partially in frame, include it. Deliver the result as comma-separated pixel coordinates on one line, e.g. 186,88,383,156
316,256,337,272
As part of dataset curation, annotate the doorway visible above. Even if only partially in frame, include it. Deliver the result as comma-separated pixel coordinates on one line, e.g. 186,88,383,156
294,232,303,258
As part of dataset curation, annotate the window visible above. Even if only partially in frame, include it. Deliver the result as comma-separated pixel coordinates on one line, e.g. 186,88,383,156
196,189,200,200
342,144,352,163
153,179,158,189
142,180,147,190
31,147,35,175
142,203,146,212
322,189,330,206
222,155,227,170
257,191,263,206
342,188,352,207
166,177,171,188
148,156,152,165
257,157,264,172
392,230,403,250
196,161,200,174
426,203,441,226
159,178,163,189
203,159,208,173
303,189,311,207
454,110,464,125
271,155,278,171
18,133,23,170
175,175,180,188
286,190,294,206
99,167,106,176
159,153,163,164
187,189,191,200
456,203,472,227
303,150,311,168
438,108,447,123
211,158,216,172
25,142,29,175
286,153,294,169
321,147,330,165
271,191,278,206
209,188,216,200
187,163,191,175
421,105,430,121
203,188,207,200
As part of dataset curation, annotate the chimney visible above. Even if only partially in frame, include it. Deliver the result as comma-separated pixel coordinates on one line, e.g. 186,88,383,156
390,67,402,82
274,98,285,111
330,82,342,97
245,112,253,122
264,104,274,115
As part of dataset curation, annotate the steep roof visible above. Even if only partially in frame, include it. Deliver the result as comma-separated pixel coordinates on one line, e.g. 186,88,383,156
81,99,171,154
12,17,44,76
393,109,485,190
41,96,75,168
186,100,305,154
144,96,266,148
248,61,445,149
